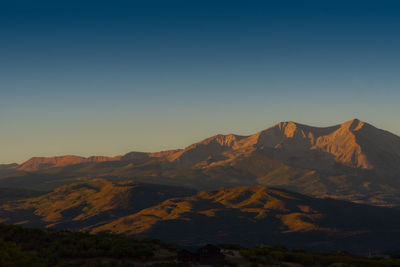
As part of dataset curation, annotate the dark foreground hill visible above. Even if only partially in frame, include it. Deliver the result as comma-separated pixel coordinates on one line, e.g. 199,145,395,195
1,223,400,267
2,179,400,253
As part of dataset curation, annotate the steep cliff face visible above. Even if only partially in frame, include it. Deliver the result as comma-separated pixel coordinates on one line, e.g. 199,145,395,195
161,119,400,176
246,119,373,172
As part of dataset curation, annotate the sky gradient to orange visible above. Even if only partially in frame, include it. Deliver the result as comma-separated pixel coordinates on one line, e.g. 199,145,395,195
1,0,400,163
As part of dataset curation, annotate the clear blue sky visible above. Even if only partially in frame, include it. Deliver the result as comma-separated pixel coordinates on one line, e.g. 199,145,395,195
1,0,399,163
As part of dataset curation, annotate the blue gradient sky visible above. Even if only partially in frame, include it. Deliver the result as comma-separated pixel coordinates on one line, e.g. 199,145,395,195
1,0,400,163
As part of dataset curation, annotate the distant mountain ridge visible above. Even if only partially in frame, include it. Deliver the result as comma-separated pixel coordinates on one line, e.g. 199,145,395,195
18,155,122,171
1,119,400,207
14,119,400,172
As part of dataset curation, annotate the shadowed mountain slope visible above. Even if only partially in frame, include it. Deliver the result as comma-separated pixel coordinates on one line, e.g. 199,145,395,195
92,185,400,251
2,181,400,253
0,188,46,203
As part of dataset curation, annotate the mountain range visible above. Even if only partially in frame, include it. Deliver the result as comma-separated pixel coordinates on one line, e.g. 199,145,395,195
1,119,399,207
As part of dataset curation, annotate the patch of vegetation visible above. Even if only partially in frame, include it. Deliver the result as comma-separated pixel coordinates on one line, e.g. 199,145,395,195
0,238,45,267
0,224,172,266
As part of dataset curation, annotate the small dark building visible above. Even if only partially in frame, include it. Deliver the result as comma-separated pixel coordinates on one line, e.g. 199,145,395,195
197,244,225,265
